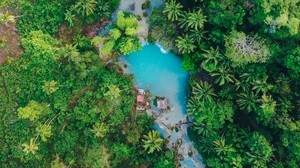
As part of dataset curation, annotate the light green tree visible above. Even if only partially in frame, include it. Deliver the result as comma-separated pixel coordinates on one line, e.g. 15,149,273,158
225,31,270,66
22,138,39,155
104,84,121,101
163,0,183,21
91,122,109,138
0,11,15,25
116,11,138,31
109,28,121,40
42,80,59,95
36,124,52,142
17,100,51,121
142,130,164,153
259,94,276,122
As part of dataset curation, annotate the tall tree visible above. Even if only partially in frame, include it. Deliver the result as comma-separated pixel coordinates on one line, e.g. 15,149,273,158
74,0,97,17
163,0,183,21
175,35,196,54
225,31,270,66
179,10,206,31
191,80,216,102
142,130,164,154
211,65,235,86
237,91,260,112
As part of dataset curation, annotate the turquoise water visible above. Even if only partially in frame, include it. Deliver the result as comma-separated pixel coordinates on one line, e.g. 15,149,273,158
123,44,189,125
120,44,205,168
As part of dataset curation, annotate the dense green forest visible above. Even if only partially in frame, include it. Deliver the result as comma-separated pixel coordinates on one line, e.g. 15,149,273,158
1,0,300,167
149,0,300,167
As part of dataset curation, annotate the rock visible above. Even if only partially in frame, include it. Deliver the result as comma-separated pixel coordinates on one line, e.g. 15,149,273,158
129,3,135,11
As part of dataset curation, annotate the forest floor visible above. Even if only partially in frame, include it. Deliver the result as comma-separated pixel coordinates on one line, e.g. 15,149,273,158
0,9,23,64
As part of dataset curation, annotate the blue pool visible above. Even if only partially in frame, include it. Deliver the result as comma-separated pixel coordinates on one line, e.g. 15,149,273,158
119,44,205,168
123,44,189,125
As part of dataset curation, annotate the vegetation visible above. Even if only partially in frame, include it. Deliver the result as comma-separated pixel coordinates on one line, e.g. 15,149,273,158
0,1,173,167
1,0,300,167
147,0,300,167
150,0,300,167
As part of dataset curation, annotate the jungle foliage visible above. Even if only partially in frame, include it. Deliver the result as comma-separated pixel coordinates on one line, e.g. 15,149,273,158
149,0,300,167
0,1,175,167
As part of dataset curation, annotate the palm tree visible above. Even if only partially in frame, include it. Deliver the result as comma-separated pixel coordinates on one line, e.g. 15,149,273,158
189,29,206,44
36,124,52,142
240,72,258,83
163,0,183,21
260,94,276,119
74,0,97,17
235,79,251,92
201,47,223,72
213,138,234,156
252,76,273,94
191,81,216,102
237,91,260,112
104,84,121,101
142,130,164,154
64,10,75,27
211,66,236,86
193,120,216,137
91,122,108,138
175,35,196,54
98,1,110,18
179,9,206,31
42,80,59,95
0,11,15,25
22,138,39,154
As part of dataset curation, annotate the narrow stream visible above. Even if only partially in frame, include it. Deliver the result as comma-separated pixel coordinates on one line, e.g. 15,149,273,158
119,44,205,168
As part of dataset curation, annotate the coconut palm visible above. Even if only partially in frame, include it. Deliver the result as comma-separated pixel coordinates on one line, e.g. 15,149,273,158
42,80,59,95
142,130,163,154
74,0,97,17
260,94,276,119
189,29,206,44
211,65,236,86
91,122,108,138
213,138,234,156
175,35,196,54
0,11,15,25
36,124,52,142
201,47,223,72
179,10,206,31
237,91,260,112
191,81,216,102
22,138,39,154
163,0,183,21
235,79,251,92
239,72,258,83
252,76,273,94
104,84,121,101
64,10,75,27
